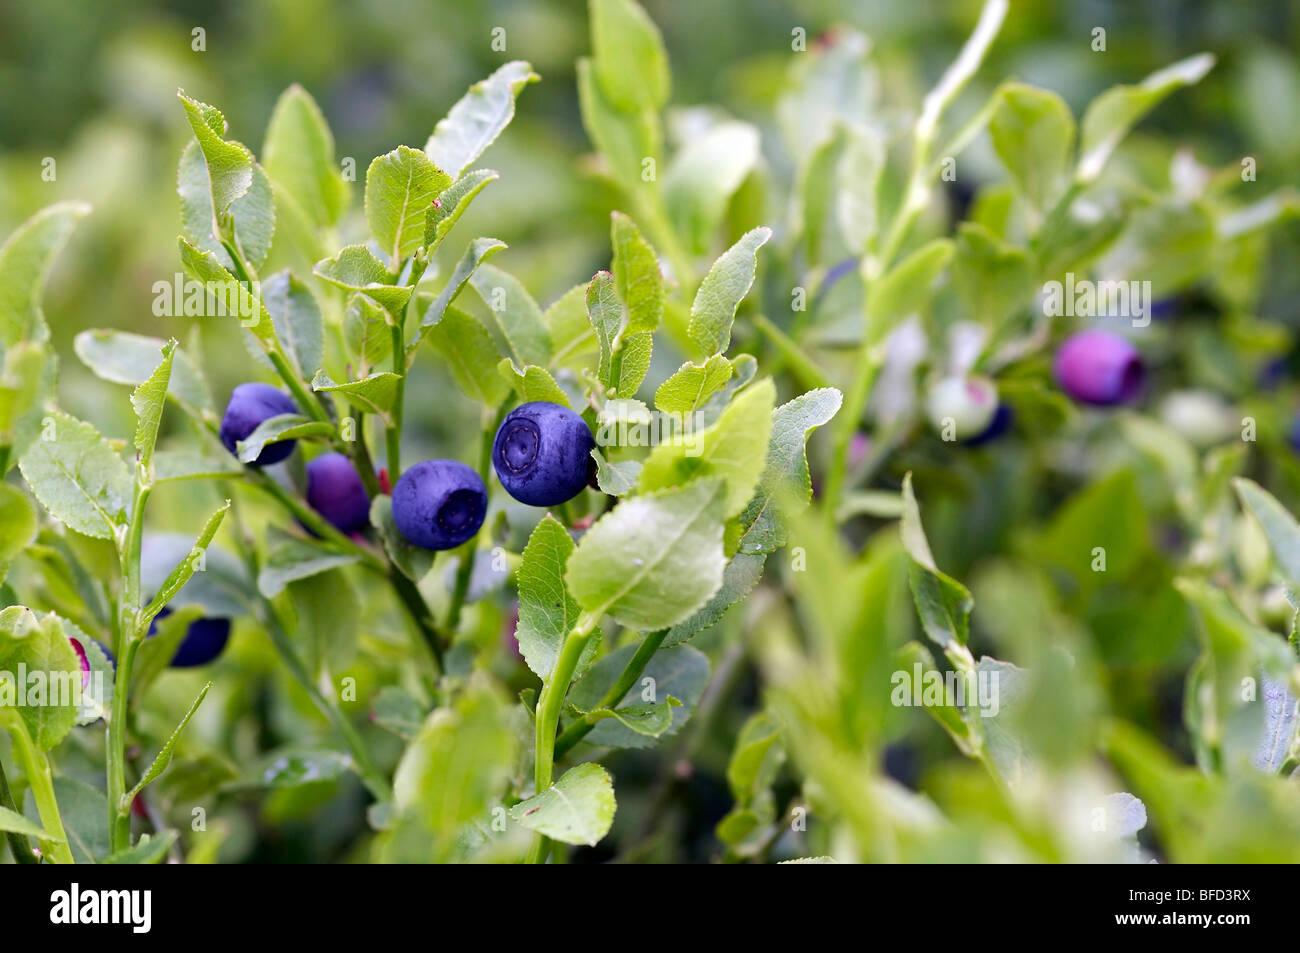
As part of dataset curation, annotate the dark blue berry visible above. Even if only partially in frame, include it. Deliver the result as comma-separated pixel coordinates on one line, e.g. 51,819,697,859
492,402,595,507
391,459,487,550
306,452,371,533
148,607,232,668
964,403,1014,447
219,382,298,466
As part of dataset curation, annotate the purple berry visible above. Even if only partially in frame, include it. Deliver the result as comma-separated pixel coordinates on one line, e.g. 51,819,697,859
1053,330,1144,406
306,452,371,534
68,637,90,689
391,459,487,550
492,401,595,507
219,383,299,466
148,607,232,668
965,403,1014,446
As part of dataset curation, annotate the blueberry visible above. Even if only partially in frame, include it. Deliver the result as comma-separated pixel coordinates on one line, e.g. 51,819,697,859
1053,330,1144,406
219,382,299,466
492,401,595,507
964,403,1014,446
306,452,371,533
148,607,232,668
391,459,487,550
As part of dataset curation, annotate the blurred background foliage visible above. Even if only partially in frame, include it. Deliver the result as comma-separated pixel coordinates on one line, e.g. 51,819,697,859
3,0,1300,862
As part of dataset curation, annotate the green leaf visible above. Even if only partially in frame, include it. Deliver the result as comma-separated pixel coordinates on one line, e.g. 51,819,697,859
737,387,843,554
130,339,175,473
0,607,81,750
664,121,760,254
235,412,333,463
591,448,640,497
1077,53,1215,182
425,61,538,179
365,145,452,266
311,370,400,423
663,551,766,647
0,201,91,347
688,227,772,357
63,621,112,725
545,284,597,370
1235,478,1300,584
509,761,616,846
104,830,177,865
262,270,324,378
258,529,359,598
639,377,775,518
372,686,425,740
132,605,204,697
74,330,213,419
0,804,55,840
423,169,498,252
567,477,727,630
18,412,132,539
140,501,230,627
1037,468,1148,585
288,568,359,677
864,239,953,345
177,237,275,342
126,682,211,802
343,293,393,370
1032,189,1127,280
587,270,622,389
610,212,664,338
576,58,659,192
313,245,412,317
46,777,108,863
177,92,255,226
988,82,1075,210
655,355,732,414
424,306,511,406
0,483,37,585
570,698,679,737
899,473,973,649
371,495,433,582
262,84,347,230
836,123,886,256
417,236,506,332
568,643,710,747
726,711,784,798
515,515,583,680
0,341,55,469
177,140,275,269
497,359,570,408
242,747,351,789
951,223,1034,330
141,534,250,617
467,263,551,367
152,450,243,483
590,0,670,113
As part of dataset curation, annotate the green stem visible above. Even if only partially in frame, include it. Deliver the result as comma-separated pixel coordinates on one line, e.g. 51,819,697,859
553,628,667,759
390,566,445,672
823,348,885,521
0,758,37,863
350,412,384,500
445,402,510,633
387,322,405,479
1,720,70,863
527,612,599,864
249,471,385,571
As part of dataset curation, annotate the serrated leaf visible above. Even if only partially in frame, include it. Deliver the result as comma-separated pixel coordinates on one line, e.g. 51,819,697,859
74,330,213,418
177,91,255,225
177,237,276,342
424,306,511,406
590,0,670,113
140,501,230,628
655,355,732,414
18,412,131,538
663,551,766,647
313,245,411,317
1077,53,1215,182
262,270,324,378
152,450,243,483
591,448,640,497
610,212,664,338
43,777,108,863
0,804,56,840
425,61,538,179
567,478,727,630
576,58,659,192
424,169,499,252
0,341,54,469
0,483,36,584
311,370,400,423
546,283,599,369
688,227,771,356
737,387,842,554
509,761,615,845
988,82,1075,211
588,270,622,388
235,412,332,463
257,529,359,598
467,263,550,367
263,84,347,230
126,681,211,804
0,201,91,347
177,140,275,269
515,515,582,680
417,236,506,333
62,621,112,725
568,643,710,747
130,339,175,471
497,359,570,407
0,607,81,749
571,697,679,737
864,239,953,345
664,121,760,254
900,473,973,649
1235,478,1300,584
365,145,451,267
343,293,393,370
639,377,775,518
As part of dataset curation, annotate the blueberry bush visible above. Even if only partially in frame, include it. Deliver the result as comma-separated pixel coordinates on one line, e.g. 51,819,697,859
2,0,1300,864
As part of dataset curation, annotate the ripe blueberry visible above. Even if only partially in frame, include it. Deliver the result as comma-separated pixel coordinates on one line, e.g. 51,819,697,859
306,452,371,533
1053,330,1144,406
219,382,299,466
149,607,232,668
965,403,1013,447
492,401,595,507
391,459,487,550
